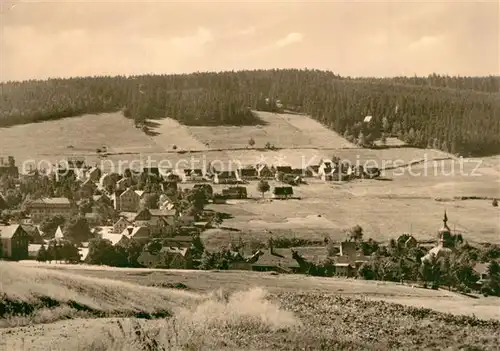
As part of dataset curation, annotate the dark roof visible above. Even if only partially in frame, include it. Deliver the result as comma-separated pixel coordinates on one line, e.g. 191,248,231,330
240,168,258,176
273,186,294,195
252,249,299,268
276,166,292,173
218,171,237,178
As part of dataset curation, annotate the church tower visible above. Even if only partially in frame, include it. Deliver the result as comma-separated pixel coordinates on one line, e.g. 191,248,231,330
437,210,451,248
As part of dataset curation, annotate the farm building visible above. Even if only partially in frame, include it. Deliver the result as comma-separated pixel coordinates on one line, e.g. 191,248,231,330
275,166,292,174
257,164,275,179
137,246,192,269
250,247,301,273
239,167,258,180
213,170,240,184
222,186,248,199
273,186,294,199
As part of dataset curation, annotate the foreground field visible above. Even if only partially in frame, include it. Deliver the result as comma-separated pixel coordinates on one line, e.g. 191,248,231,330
2,263,500,350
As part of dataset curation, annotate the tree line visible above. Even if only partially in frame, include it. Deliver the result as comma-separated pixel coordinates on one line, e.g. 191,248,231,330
1,69,499,156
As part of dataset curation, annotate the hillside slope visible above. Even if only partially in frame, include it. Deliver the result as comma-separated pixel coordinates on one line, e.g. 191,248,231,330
2,262,500,350
1,70,499,156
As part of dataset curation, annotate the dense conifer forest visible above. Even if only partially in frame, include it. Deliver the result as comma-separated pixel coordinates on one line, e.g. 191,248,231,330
1,69,499,156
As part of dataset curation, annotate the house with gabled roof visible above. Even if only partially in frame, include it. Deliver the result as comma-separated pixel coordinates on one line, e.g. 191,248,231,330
0,224,29,260
113,217,133,234
92,193,111,206
20,224,44,244
137,246,192,269
116,177,132,191
114,188,141,212
256,164,274,179
121,226,150,243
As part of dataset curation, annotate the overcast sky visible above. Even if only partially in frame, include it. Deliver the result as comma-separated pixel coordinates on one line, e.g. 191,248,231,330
0,0,498,81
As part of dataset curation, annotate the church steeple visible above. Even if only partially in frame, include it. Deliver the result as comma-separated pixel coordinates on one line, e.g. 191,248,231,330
442,210,449,230
438,210,451,247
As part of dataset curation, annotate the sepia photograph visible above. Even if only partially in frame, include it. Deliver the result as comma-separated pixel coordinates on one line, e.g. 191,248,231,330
0,0,499,350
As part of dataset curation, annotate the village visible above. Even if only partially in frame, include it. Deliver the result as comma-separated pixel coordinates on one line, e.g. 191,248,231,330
0,154,499,297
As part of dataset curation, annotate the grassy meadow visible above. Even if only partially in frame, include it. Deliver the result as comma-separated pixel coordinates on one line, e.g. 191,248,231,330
2,262,500,350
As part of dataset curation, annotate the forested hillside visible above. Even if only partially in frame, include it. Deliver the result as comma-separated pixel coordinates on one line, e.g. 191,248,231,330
1,69,499,156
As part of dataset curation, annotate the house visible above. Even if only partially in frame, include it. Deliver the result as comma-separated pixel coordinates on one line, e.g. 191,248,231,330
239,167,258,180
113,217,133,234
0,224,29,260
119,211,139,223
334,241,369,277
158,194,176,211
101,232,130,247
257,164,275,179
222,186,247,199
163,235,193,248
121,226,150,243
250,246,301,273
275,166,292,175
20,224,44,244
273,186,294,199
404,235,418,249
25,197,73,223
137,246,192,269
28,244,42,258
213,171,240,184
116,177,132,191
92,193,112,206
114,188,141,212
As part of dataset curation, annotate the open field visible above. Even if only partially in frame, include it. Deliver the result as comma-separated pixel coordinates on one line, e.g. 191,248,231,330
198,157,500,248
188,111,357,149
148,117,210,151
2,262,499,350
